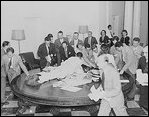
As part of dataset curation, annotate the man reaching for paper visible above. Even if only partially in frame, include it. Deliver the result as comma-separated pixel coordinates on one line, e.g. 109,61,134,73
88,53,128,116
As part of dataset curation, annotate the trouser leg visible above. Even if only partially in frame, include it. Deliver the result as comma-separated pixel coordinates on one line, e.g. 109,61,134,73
97,99,111,116
1,76,6,102
113,106,128,116
126,69,136,99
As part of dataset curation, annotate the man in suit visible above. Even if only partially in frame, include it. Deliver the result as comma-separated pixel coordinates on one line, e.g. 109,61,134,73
1,47,30,83
115,41,138,100
1,41,10,104
59,41,75,63
96,54,128,116
37,34,57,69
84,31,98,49
137,46,148,110
131,37,143,61
54,31,69,66
70,32,84,53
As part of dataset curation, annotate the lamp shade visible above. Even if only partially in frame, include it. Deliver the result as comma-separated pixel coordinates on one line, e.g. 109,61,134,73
11,30,25,40
78,25,88,34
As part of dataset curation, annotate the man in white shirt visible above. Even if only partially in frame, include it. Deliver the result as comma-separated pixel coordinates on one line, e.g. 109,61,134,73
131,37,143,60
107,25,115,47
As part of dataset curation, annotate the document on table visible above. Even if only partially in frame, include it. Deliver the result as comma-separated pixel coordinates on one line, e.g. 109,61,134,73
136,69,148,86
60,86,82,92
120,79,129,83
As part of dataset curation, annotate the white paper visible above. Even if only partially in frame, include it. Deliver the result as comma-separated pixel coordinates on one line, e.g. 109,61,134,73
120,79,129,83
136,69,148,85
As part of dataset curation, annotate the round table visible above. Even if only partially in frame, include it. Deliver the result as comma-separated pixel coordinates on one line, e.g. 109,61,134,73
10,69,131,115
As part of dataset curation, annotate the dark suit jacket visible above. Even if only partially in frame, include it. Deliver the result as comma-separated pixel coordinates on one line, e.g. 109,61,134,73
37,43,57,68
54,38,69,66
54,37,69,49
120,36,130,46
138,56,148,73
69,39,84,47
84,37,98,47
59,45,75,62
99,35,110,45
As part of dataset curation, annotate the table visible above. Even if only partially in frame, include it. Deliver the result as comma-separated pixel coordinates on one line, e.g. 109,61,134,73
10,69,131,115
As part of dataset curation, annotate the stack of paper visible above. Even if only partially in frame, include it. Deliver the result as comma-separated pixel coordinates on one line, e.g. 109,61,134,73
136,69,148,86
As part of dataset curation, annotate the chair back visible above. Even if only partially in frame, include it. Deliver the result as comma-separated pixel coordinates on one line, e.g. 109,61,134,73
19,52,35,64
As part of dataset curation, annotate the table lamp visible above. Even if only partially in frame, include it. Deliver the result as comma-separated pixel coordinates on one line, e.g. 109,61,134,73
11,30,25,53
78,25,88,41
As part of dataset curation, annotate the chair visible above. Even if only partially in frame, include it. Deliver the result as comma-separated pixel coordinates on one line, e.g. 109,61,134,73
19,52,41,71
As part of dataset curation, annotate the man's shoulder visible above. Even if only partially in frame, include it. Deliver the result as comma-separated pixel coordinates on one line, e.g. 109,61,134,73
39,43,45,47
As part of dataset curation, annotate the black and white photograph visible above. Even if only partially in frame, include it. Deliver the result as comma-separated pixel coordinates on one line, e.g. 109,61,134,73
1,1,148,116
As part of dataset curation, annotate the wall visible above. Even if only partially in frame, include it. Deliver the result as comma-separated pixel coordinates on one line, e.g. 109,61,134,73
140,1,148,46
111,1,125,37
1,1,107,57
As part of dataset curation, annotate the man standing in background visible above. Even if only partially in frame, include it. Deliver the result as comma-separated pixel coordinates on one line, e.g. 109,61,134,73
54,31,69,66
1,41,10,105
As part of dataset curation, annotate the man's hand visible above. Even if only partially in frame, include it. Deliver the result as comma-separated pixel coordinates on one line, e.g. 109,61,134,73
119,70,124,75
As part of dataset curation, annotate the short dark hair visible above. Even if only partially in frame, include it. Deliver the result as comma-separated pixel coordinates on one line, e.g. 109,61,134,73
2,41,10,47
108,25,112,28
133,37,140,42
74,32,79,35
121,30,128,35
62,41,68,45
115,41,123,47
85,44,90,48
58,31,63,34
44,36,51,41
47,34,53,38
45,34,53,41
112,36,119,42
76,52,83,58
6,47,14,53
100,44,109,53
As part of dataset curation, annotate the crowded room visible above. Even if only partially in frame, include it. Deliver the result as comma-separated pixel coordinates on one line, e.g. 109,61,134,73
1,1,148,116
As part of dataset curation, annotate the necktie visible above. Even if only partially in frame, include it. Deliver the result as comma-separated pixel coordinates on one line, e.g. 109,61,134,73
8,58,12,69
65,48,68,58
101,72,105,90
48,46,50,55
110,31,113,37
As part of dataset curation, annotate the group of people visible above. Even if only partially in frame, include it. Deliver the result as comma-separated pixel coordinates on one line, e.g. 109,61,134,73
1,24,148,115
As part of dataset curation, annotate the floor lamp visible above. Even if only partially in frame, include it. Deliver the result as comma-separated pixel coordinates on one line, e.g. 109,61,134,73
11,30,25,54
78,25,88,41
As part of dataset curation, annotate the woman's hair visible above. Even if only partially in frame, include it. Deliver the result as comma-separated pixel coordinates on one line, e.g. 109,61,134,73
100,30,106,35
98,44,110,56
6,47,14,53
45,33,53,41
2,41,10,47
